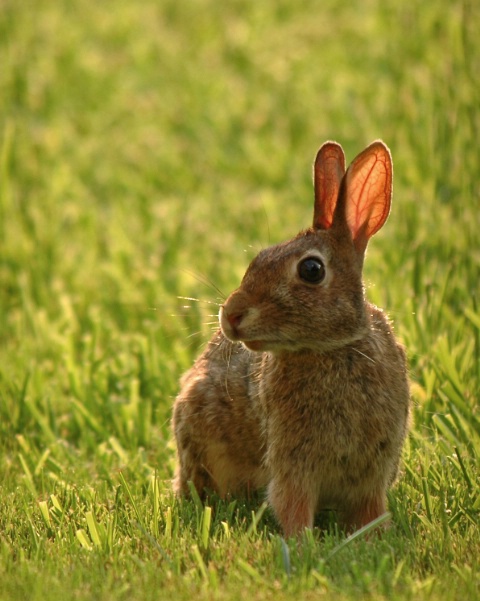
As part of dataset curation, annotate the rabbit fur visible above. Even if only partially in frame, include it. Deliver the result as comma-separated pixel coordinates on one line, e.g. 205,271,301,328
172,140,410,537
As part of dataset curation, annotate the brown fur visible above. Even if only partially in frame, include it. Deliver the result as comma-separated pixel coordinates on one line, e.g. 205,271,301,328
172,141,410,537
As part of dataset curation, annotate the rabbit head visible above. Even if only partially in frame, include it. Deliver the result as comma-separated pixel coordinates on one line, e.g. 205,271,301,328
220,141,392,353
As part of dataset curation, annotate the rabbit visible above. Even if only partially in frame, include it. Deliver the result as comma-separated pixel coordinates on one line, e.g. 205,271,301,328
172,140,410,537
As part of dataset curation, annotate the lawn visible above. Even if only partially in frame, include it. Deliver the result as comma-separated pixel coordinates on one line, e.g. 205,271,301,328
0,0,478,599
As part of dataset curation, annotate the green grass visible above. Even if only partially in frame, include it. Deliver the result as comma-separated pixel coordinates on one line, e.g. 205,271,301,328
0,0,479,599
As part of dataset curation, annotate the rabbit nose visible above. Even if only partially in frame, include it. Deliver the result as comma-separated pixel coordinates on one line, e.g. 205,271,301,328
226,310,244,330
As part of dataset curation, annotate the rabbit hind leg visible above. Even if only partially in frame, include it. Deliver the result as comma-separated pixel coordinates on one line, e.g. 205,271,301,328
174,436,254,499
173,440,216,499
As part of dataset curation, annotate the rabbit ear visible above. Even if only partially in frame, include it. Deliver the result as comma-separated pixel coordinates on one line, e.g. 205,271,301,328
336,140,392,255
313,142,346,230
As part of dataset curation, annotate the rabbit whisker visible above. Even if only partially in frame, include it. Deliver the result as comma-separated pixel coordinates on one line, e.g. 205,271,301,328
181,270,226,300
177,295,221,307
186,332,204,340
351,347,376,363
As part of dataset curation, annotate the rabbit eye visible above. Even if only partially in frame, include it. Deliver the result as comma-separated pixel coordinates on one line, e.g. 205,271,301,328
298,257,326,284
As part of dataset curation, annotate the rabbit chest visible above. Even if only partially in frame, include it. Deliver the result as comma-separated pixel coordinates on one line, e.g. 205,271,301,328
257,340,409,503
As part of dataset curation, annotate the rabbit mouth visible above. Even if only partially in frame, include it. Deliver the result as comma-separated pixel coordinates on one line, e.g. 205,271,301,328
242,340,266,352
241,338,303,353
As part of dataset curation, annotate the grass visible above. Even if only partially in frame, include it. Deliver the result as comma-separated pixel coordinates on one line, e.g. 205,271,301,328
0,0,479,599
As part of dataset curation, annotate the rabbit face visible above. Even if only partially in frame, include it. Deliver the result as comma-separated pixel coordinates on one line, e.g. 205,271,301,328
220,228,368,353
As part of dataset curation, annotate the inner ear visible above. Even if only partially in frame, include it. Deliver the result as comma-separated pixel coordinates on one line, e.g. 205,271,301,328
313,142,346,230
337,140,393,255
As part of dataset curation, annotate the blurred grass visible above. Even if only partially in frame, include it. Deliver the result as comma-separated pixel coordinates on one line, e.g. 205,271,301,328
0,0,479,600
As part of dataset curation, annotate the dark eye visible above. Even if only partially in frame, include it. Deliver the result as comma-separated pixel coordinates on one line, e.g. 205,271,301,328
298,257,326,284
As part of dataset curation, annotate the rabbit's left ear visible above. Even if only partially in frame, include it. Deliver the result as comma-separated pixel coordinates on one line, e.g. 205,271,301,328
338,140,392,255
313,142,346,230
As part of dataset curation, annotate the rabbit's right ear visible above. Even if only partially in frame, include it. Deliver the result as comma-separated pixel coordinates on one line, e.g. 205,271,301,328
338,140,392,256
313,142,346,230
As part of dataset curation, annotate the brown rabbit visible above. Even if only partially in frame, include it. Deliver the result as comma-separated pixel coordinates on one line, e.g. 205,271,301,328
172,141,410,537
